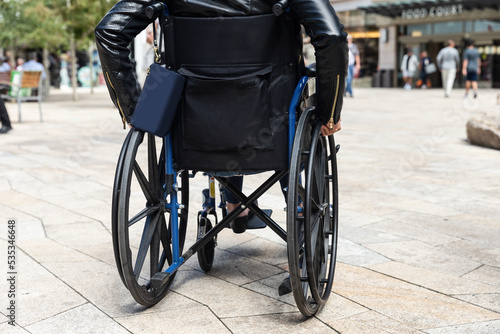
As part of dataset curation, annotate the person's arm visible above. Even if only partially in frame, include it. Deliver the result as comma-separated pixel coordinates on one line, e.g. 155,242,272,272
354,49,361,72
462,54,468,76
436,50,442,70
95,0,152,127
290,0,348,134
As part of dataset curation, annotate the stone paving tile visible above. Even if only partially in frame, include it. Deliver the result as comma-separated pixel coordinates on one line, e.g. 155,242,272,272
223,313,334,333
25,303,130,334
327,310,423,334
44,221,111,251
454,293,500,314
0,322,31,333
172,270,297,317
316,293,369,323
226,236,287,266
369,261,500,295
6,247,87,327
40,260,198,318
116,305,230,334
337,237,390,267
195,247,285,286
339,223,410,245
339,209,385,228
440,239,500,268
364,240,481,276
17,238,94,263
365,217,460,247
422,319,500,334
332,263,499,330
463,265,500,287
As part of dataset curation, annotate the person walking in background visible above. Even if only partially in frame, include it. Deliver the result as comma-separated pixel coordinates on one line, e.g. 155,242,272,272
400,48,419,90
345,35,360,97
418,51,433,89
437,40,460,97
462,39,481,98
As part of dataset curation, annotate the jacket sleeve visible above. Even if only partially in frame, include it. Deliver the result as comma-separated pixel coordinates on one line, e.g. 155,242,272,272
95,0,154,125
290,0,348,124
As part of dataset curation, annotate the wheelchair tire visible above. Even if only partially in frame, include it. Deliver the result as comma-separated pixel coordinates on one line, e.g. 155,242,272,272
115,130,189,306
287,107,338,316
196,214,216,272
111,130,133,287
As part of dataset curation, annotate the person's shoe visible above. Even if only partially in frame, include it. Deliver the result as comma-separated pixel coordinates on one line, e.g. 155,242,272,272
474,91,477,99
230,215,248,234
464,93,468,98
0,125,12,134
278,276,292,296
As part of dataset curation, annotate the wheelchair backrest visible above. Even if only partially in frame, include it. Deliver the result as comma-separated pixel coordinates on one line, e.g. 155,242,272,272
165,13,301,172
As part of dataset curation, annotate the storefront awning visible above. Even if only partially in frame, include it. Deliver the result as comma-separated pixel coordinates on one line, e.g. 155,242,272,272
361,0,500,18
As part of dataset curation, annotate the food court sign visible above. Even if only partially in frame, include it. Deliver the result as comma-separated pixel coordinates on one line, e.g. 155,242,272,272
401,4,463,20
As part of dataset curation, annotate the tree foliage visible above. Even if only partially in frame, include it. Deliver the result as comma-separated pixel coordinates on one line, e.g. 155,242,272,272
0,0,114,53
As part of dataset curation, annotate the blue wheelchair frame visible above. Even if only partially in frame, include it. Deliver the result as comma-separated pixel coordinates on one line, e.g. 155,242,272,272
151,76,310,288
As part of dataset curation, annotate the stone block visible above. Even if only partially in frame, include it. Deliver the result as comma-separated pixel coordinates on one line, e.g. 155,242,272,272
466,113,500,150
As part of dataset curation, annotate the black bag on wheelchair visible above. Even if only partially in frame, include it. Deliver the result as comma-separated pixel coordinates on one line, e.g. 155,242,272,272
164,13,301,172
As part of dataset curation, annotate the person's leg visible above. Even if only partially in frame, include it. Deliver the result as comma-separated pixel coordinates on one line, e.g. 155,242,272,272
222,176,250,233
223,175,243,208
441,70,448,96
446,70,456,97
345,65,353,96
0,98,12,133
465,78,471,96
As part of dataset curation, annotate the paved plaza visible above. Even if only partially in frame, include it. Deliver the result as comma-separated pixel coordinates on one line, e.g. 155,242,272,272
0,86,499,333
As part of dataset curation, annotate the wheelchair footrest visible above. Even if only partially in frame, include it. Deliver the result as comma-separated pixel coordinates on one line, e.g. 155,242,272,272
247,209,272,229
151,272,172,289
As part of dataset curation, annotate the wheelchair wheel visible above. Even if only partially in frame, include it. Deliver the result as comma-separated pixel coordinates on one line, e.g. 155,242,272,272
287,107,338,316
115,129,189,306
196,214,216,272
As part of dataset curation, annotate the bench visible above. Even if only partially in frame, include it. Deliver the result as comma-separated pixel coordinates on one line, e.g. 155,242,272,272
0,70,43,123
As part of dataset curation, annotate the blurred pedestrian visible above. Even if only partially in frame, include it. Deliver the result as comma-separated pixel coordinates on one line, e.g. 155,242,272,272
0,56,11,72
23,52,46,80
418,51,433,89
345,35,360,97
437,40,460,97
462,39,481,98
16,56,25,71
400,48,418,90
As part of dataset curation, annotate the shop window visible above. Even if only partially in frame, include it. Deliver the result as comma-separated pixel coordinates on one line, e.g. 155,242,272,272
407,24,431,36
474,19,500,32
433,21,463,34
464,21,473,33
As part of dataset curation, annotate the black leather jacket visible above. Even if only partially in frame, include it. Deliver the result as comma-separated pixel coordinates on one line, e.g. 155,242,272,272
95,0,347,126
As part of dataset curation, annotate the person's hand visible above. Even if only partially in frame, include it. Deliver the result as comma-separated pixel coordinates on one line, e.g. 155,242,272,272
478,68,481,75
321,118,341,137
462,69,467,76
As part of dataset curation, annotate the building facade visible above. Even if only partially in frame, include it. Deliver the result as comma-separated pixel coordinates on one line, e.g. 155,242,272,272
332,0,500,88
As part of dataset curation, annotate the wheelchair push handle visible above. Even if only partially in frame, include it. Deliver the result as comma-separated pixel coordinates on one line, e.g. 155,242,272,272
146,2,166,19
273,0,289,16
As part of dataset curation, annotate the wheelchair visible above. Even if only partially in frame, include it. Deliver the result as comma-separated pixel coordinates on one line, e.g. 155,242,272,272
111,3,339,317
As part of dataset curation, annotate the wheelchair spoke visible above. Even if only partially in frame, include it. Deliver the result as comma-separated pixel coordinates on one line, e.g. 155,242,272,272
133,211,161,281
129,205,160,227
133,161,157,204
147,134,159,188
